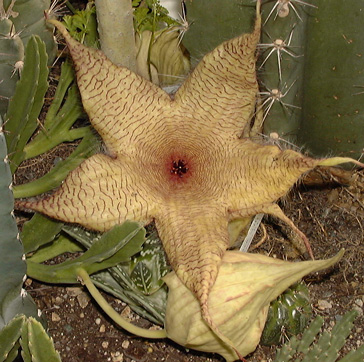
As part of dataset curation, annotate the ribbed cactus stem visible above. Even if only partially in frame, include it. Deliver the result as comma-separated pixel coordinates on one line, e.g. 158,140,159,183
0,115,39,331
0,0,56,115
298,0,364,158
273,311,364,362
260,0,310,144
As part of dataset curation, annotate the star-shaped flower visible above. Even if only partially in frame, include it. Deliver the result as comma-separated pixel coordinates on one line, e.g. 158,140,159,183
18,5,362,333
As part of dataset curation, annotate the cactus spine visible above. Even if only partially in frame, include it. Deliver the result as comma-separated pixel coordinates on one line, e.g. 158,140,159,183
183,0,364,158
260,0,364,158
259,0,309,144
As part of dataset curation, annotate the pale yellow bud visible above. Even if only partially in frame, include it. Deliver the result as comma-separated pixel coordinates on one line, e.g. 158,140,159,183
164,250,344,361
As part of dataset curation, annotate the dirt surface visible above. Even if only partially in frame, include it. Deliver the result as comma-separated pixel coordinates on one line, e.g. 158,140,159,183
17,167,364,362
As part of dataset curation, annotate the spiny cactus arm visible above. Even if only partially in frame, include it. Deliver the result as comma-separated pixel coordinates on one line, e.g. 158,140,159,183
274,317,323,361
77,268,167,339
260,0,307,142
183,0,257,68
5,35,49,174
339,344,364,362
0,114,40,332
0,315,25,362
0,0,57,114
20,317,61,362
0,19,24,116
274,311,364,362
9,0,57,65
22,61,86,160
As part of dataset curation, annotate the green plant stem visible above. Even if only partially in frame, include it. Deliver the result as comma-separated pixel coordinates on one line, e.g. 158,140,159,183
77,268,167,339
95,0,136,70
23,126,90,160
65,1,77,14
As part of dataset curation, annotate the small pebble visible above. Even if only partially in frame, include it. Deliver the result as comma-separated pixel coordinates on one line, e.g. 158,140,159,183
77,292,90,309
102,341,109,349
66,287,83,297
111,351,123,362
121,340,130,349
96,318,101,325
51,312,61,322
55,296,64,305
317,299,333,310
24,278,32,287
99,324,106,333
353,304,363,316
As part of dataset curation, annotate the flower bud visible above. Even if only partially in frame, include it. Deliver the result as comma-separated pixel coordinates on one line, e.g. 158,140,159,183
164,250,343,361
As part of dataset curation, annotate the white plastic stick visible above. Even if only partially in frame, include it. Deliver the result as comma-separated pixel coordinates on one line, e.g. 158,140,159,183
240,213,264,252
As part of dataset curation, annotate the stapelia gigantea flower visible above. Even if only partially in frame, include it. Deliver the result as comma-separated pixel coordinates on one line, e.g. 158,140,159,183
17,2,362,338
164,250,344,361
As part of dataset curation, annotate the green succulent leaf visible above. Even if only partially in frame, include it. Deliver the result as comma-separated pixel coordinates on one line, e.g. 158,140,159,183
130,231,170,295
21,213,64,254
13,127,98,198
27,221,145,283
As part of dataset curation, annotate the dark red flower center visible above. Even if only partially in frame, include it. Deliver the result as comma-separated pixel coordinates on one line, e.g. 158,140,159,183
170,159,189,177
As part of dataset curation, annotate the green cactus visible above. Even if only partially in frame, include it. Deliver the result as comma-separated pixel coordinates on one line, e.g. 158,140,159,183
274,311,364,362
20,317,61,362
3,36,97,196
0,0,57,115
183,0,256,67
0,113,52,361
259,0,309,144
182,0,364,158
261,282,312,346
260,0,364,159
0,315,61,362
5,35,49,173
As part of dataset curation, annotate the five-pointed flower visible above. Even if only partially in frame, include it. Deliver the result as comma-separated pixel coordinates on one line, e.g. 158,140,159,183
18,6,362,335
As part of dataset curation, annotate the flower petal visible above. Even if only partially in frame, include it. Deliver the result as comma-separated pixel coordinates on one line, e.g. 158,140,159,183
174,3,261,139
17,154,154,231
48,20,172,156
